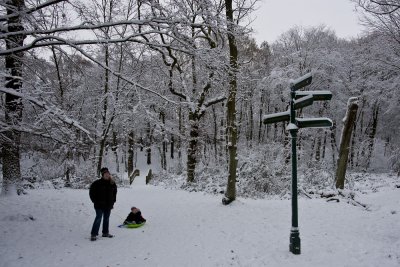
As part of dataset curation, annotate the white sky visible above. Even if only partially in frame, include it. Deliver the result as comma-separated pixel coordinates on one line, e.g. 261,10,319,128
251,0,365,44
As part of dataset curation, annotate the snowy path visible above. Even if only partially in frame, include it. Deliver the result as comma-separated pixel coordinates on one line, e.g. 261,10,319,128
131,150,151,186
0,185,399,267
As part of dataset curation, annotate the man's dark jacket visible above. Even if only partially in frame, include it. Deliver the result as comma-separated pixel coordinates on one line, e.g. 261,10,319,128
89,178,117,209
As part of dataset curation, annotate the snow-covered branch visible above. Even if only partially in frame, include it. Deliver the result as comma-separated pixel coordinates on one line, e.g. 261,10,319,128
0,0,68,22
0,18,177,39
0,120,67,144
48,40,178,105
0,33,191,56
0,87,94,143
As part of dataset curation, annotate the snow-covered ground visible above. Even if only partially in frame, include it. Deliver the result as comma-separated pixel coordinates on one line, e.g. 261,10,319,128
0,174,399,267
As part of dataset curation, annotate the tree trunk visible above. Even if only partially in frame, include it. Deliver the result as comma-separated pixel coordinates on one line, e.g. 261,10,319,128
178,104,182,159
237,100,243,139
309,138,316,163
355,105,365,167
177,104,183,173
1,0,26,196
330,121,338,166
212,105,218,160
112,130,119,173
170,135,175,159
160,111,167,170
96,43,110,174
284,129,290,164
349,121,357,167
223,0,239,205
335,98,359,189
146,147,151,165
315,135,321,161
322,131,327,160
258,91,263,143
97,137,107,175
127,131,134,179
248,99,254,146
219,104,226,163
146,123,152,165
51,46,64,102
365,102,379,169
187,112,199,182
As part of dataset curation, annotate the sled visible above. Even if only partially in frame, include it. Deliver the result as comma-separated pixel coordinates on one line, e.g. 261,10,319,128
118,222,146,228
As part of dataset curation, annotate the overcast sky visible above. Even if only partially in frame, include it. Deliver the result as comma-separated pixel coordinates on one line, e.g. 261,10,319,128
251,0,365,44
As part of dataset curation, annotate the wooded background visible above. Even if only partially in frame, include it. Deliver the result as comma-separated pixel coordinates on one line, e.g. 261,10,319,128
1,0,399,198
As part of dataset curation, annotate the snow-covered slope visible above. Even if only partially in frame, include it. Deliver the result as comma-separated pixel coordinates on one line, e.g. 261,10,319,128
0,182,399,267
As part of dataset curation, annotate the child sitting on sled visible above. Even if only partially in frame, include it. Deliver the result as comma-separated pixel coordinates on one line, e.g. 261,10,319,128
124,207,146,225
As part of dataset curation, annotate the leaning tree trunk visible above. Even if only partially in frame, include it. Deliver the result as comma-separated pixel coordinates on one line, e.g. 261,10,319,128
335,97,359,189
223,0,239,205
1,0,26,196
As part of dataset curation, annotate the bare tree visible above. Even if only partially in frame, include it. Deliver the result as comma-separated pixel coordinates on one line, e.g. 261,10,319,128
354,0,400,44
0,0,191,195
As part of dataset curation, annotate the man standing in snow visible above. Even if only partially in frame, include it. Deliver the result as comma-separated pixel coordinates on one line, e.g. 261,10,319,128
89,167,117,241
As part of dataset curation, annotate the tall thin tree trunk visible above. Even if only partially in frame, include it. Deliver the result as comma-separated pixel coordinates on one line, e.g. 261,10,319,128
96,44,110,174
322,131,327,160
51,46,64,101
96,0,114,173
160,111,167,170
284,129,290,164
330,121,338,166
1,0,26,196
212,105,218,160
178,105,182,160
219,105,225,164
355,106,365,167
349,121,357,167
223,0,239,205
237,100,243,139
315,135,321,161
365,102,379,169
127,131,134,180
146,122,152,165
335,98,359,189
170,135,174,159
258,91,263,143
51,46,74,184
187,113,199,182
248,99,254,146
112,130,119,173
309,138,316,163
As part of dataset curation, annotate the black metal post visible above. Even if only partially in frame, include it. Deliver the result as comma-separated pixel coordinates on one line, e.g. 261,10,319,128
289,86,301,255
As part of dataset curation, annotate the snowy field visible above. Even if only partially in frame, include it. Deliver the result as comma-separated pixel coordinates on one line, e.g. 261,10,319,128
0,175,399,267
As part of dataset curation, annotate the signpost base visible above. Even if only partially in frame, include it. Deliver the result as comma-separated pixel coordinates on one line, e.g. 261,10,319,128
289,230,301,254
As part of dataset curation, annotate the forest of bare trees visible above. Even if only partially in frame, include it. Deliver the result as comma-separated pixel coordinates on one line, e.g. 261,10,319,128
1,0,399,199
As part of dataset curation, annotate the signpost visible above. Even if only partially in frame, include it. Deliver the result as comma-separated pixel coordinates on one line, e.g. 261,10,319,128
263,72,332,255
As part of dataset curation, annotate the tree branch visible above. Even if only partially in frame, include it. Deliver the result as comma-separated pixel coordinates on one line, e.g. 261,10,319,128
0,33,191,56
48,38,179,104
0,0,68,22
0,87,94,142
